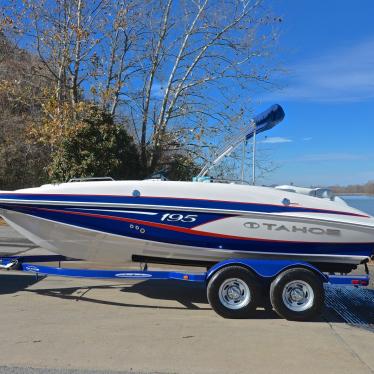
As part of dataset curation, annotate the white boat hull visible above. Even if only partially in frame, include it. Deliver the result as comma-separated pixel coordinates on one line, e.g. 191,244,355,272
1,184,373,266
1,181,374,268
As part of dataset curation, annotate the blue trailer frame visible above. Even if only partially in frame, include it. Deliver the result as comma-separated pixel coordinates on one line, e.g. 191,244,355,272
1,255,370,321
0,255,370,287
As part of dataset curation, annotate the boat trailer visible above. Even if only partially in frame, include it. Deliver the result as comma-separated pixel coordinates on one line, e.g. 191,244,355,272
0,255,370,321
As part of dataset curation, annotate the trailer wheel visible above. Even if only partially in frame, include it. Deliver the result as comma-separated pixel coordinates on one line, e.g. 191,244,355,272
207,266,260,319
270,268,324,321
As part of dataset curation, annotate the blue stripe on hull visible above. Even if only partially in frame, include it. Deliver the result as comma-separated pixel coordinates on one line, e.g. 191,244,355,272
0,193,368,217
3,205,373,258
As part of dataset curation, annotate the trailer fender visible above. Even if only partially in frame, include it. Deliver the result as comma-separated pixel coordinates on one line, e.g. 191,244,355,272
206,258,328,283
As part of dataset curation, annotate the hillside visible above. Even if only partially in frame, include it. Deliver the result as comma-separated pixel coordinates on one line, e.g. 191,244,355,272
0,34,50,190
329,182,374,195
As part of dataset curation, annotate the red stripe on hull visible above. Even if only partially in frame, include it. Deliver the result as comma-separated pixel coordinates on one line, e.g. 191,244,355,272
17,205,373,246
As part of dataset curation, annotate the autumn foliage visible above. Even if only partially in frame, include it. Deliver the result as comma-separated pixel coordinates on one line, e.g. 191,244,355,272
45,104,140,182
1,0,283,188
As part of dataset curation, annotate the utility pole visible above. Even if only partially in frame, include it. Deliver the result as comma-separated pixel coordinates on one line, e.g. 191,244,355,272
241,140,246,183
252,124,257,185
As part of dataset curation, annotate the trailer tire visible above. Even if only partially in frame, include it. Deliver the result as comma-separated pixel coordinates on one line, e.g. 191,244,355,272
207,266,260,319
270,268,324,321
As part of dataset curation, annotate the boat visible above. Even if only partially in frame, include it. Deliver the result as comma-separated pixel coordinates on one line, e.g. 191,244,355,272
1,105,373,273
275,185,347,204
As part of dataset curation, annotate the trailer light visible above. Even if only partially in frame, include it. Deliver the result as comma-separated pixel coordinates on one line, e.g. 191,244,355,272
351,279,368,286
183,275,189,280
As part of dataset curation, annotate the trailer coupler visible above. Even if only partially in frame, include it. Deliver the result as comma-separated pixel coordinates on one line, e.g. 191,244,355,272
0,258,19,270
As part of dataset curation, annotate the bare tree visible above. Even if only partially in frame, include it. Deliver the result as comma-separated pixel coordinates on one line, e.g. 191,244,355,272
2,0,280,179
98,0,144,117
126,0,280,173
3,0,143,114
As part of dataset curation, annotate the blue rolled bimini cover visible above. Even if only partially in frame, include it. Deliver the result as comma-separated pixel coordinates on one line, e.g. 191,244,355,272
197,104,286,177
246,104,285,140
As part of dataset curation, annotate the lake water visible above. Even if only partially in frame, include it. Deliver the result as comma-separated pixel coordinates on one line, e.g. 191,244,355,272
341,195,374,216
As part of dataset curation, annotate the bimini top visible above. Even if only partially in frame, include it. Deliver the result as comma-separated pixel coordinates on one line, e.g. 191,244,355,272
197,104,285,177
248,104,285,139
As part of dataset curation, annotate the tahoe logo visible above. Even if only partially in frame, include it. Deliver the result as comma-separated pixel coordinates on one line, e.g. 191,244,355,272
243,222,341,236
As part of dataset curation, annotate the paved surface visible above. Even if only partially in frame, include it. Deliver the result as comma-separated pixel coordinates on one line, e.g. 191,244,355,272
0,368,159,374
0,225,373,374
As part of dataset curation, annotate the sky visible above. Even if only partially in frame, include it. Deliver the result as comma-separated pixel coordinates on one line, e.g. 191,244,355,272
252,0,374,187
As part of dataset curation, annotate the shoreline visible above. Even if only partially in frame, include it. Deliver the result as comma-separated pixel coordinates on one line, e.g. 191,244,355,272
338,193,374,196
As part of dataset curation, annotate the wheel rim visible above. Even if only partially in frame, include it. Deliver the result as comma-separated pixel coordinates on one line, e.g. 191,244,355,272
218,278,251,310
282,280,314,312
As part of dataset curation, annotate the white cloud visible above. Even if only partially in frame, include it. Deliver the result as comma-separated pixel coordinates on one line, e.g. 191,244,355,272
260,136,292,144
302,137,312,141
263,38,374,103
299,153,367,162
